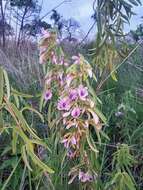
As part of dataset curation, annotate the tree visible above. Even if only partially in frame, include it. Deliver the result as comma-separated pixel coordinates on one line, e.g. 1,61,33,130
0,0,6,46
50,10,80,40
62,18,80,41
22,19,51,38
130,24,143,42
10,0,41,46
90,0,142,93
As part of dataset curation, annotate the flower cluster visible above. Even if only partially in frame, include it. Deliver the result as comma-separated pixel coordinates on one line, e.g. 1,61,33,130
56,57,100,160
39,30,69,103
39,30,104,184
56,55,101,183
68,167,98,184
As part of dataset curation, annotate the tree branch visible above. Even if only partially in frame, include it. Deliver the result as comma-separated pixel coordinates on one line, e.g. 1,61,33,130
40,0,71,20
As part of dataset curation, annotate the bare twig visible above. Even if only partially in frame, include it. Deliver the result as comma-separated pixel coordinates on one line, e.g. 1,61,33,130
40,0,71,20
77,21,96,47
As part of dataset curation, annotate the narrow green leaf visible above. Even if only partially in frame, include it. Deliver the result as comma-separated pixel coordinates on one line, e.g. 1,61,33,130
21,146,32,171
11,88,33,98
21,107,44,123
0,67,4,105
12,129,18,154
28,150,54,174
3,69,10,100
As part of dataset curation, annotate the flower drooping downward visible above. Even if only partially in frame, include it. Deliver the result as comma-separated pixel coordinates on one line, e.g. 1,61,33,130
69,89,78,101
79,171,94,182
71,107,81,118
78,85,88,101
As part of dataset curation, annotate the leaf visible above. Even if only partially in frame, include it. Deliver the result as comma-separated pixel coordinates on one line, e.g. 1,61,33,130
28,150,54,174
30,139,51,153
94,107,107,124
47,101,53,129
131,125,143,142
100,130,110,141
11,88,33,98
86,129,99,153
39,93,44,112
129,0,140,6
1,157,21,190
10,103,40,140
12,129,18,154
110,171,121,185
86,80,102,104
0,110,4,128
0,67,4,105
1,146,11,156
21,107,44,123
13,94,20,108
21,146,32,171
3,69,10,100
123,172,136,190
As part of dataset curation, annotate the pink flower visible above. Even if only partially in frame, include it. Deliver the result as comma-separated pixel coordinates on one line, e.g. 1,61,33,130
72,55,80,64
39,47,46,54
39,53,46,64
57,72,64,86
61,138,69,148
71,136,77,145
64,62,69,67
45,77,52,85
88,109,99,125
71,107,81,118
78,85,88,100
87,68,93,78
41,29,50,38
57,97,71,111
44,90,52,101
69,89,78,101
66,74,74,87
79,171,93,182
52,54,57,64
59,56,65,65
66,121,78,129
56,38,61,44
83,121,89,128
63,112,70,117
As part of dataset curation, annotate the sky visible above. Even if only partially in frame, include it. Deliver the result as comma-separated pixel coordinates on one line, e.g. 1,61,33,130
39,0,143,38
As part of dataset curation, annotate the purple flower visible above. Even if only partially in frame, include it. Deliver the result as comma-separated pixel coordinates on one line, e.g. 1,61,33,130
78,85,88,101
52,55,57,64
72,55,80,64
71,107,81,118
41,29,50,38
67,150,74,159
57,97,71,111
66,74,73,87
69,89,78,101
45,77,52,85
44,90,52,101
79,171,93,182
59,56,65,65
57,72,64,86
61,138,69,148
39,53,46,64
71,136,77,145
